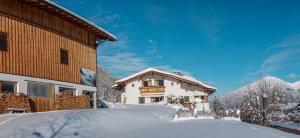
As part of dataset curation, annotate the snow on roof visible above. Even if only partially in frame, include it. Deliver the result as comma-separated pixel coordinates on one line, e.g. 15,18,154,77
43,0,117,41
115,68,217,90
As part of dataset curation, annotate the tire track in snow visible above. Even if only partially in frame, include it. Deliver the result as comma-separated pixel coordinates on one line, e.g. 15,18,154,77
0,114,25,127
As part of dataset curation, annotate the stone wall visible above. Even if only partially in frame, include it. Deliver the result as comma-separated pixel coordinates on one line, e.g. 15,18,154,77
0,94,31,113
55,93,90,110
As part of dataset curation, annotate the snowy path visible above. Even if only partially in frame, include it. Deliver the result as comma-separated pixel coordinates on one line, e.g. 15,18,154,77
0,104,298,138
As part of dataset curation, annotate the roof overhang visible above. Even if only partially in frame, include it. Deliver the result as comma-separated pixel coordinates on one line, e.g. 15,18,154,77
22,0,117,41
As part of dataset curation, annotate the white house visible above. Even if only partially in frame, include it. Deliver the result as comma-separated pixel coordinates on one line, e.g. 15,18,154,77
113,68,216,110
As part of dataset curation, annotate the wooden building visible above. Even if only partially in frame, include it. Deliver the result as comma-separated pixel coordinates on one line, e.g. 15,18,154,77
0,0,116,111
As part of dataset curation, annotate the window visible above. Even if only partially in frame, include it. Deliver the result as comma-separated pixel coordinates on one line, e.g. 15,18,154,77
60,49,69,64
28,82,54,98
0,81,16,94
143,80,152,87
82,90,94,98
154,80,164,86
148,80,152,86
195,96,200,98
0,32,8,51
150,96,164,103
131,83,135,87
184,96,190,103
143,81,148,87
158,80,164,86
139,97,145,104
59,87,76,96
201,96,208,102
171,82,174,86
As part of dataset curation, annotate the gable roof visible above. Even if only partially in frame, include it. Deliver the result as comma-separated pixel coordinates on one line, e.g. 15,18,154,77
115,68,217,92
22,0,117,41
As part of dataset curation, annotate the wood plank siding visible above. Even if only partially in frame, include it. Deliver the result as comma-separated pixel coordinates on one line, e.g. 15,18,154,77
0,0,98,84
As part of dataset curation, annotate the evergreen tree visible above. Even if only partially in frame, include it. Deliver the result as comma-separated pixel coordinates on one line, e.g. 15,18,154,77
212,96,225,117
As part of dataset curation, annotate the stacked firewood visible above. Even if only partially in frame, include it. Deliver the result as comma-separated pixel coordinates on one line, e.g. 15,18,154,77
0,93,31,113
55,93,89,110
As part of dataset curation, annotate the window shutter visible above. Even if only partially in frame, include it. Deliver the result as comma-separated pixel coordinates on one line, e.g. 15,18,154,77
60,49,69,64
0,32,8,51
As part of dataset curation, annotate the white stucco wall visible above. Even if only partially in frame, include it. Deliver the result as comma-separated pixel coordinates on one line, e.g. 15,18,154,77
124,79,142,104
0,72,96,95
123,74,210,109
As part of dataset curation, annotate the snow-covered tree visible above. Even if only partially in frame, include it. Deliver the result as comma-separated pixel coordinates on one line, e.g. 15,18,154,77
212,96,225,117
239,77,287,126
96,65,121,103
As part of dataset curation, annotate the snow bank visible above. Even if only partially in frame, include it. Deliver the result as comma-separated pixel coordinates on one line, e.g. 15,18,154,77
271,121,300,131
221,117,241,122
174,116,241,122
174,116,214,121
166,103,189,111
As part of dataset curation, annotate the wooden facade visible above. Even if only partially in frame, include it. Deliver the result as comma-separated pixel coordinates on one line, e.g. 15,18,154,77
0,0,113,84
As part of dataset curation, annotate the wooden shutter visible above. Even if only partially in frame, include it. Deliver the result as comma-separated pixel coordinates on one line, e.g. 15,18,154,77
60,49,69,65
0,32,8,51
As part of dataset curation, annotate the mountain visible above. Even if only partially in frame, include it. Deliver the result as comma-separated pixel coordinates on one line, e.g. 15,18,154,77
290,81,300,92
222,76,300,108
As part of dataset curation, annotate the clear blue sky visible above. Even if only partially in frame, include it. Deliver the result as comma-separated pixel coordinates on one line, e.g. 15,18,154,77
53,0,300,95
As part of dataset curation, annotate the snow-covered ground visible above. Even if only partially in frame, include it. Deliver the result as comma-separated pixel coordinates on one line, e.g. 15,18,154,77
271,121,300,131
0,104,298,138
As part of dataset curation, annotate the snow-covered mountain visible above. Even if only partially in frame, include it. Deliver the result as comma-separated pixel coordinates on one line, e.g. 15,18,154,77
290,81,300,92
222,76,300,108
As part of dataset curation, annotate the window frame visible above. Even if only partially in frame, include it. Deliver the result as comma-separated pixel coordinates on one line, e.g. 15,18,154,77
59,87,76,96
60,48,69,65
184,96,190,103
139,97,145,104
158,80,164,86
0,32,8,51
0,81,16,94
143,81,148,87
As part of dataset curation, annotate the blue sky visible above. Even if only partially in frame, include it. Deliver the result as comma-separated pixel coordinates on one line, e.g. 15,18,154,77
53,0,300,95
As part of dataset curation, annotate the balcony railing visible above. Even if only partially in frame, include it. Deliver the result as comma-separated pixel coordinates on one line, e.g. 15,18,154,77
139,86,165,94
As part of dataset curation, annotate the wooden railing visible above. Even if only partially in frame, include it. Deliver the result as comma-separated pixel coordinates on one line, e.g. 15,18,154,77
139,86,165,94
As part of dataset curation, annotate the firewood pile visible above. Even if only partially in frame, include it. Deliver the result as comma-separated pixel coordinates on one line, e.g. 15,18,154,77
0,93,31,113
55,93,89,110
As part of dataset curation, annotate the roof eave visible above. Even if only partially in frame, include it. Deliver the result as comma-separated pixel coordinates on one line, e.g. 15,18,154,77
38,0,117,41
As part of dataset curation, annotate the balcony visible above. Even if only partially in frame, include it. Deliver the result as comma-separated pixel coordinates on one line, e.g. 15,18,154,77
139,86,165,94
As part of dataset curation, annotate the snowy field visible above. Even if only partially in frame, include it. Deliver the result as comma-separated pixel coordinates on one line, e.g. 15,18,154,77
0,104,298,138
